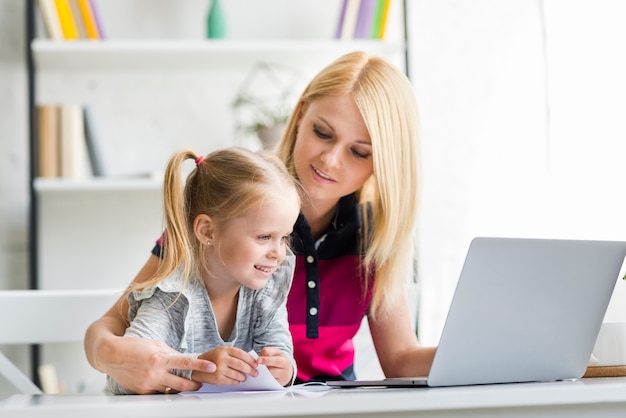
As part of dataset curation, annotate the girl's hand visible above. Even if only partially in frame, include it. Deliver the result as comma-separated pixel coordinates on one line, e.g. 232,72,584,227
193,346,259,385
258,347,294,386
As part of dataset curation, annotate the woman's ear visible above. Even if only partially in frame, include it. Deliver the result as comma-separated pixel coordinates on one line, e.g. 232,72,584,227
296,100,307,125
194,214,214,245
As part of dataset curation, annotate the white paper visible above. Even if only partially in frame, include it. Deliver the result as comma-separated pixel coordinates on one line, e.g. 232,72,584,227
179,350,331,394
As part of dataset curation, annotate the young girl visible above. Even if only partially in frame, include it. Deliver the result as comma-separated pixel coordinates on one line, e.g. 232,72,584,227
106,147,302,394
86,51,437,394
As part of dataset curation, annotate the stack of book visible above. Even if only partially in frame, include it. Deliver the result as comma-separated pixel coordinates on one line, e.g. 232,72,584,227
37,0,104,40
36,104,104,179
335,0,393,40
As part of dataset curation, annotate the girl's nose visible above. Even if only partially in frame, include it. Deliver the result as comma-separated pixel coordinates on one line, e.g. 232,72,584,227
267,241,283,260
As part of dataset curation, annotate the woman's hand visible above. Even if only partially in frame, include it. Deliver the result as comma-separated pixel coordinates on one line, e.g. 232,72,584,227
193,346,259,385
95,335,216,394
258,347,294,387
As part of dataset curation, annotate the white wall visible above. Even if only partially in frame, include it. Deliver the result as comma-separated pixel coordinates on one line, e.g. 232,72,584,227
410,0,626,345
0,0,29,398
0,1,28,290
3,0,626,393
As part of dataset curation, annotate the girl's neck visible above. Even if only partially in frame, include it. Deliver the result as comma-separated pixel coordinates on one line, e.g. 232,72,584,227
202,272,240,341
202,270,240,301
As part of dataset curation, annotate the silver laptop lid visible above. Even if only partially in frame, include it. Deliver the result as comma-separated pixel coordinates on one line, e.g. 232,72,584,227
428,237,626,387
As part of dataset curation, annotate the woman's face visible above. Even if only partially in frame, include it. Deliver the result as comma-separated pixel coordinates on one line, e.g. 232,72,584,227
293,94,373,206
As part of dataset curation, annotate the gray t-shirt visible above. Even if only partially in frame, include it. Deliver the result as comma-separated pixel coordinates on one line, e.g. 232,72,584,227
106,252,296,395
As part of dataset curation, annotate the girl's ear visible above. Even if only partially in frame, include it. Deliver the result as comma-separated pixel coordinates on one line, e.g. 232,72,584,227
194,214,214,245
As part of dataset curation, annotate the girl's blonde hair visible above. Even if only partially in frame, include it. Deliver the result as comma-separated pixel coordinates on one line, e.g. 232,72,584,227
132,147,302,293
277,51,421,318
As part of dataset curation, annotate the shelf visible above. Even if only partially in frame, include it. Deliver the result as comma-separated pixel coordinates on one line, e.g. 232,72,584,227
34,176,162,193
32,39,406,71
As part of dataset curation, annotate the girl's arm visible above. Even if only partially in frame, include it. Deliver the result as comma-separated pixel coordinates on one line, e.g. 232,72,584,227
84,254,215,394
368,288,437,378
251,255,297,386
253,303,295,386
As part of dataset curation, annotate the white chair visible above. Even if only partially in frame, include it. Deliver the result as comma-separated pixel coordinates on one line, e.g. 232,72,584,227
0,288,123,395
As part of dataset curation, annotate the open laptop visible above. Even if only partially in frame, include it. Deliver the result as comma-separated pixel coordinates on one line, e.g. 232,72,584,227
328,237,626,388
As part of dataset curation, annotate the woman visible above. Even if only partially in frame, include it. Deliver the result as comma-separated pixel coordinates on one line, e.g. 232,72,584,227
84,51,437,394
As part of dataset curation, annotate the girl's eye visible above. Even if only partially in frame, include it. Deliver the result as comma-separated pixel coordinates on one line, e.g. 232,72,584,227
259,235,271,241
313,125,332,140
281,235,290,243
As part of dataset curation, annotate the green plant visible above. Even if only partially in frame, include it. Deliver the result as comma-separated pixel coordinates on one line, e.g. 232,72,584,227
231,62,302,134
231,91,292,133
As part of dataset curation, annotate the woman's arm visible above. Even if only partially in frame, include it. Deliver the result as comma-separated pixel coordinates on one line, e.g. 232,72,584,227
368,288,437,378
84,254,216,394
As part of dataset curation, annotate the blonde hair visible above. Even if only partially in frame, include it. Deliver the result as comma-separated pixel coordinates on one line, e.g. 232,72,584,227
277,51,421,318
132,147,302,293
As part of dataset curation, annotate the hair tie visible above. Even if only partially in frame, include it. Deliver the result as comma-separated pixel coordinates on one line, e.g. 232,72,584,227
195,155,205,167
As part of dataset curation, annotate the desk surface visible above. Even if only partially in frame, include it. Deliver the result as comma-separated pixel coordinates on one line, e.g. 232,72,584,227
2,377,626,418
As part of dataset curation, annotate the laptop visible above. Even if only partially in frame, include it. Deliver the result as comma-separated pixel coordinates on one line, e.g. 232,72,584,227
328,237,626,388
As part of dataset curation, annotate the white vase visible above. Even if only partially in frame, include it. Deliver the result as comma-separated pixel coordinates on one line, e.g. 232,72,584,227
256,124,286,150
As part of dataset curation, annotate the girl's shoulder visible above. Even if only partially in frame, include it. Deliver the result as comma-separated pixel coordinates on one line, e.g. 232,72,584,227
129,267,200,302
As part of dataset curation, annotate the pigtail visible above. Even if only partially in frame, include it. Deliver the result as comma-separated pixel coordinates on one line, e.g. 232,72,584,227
130,150,202,292
158,150,199,288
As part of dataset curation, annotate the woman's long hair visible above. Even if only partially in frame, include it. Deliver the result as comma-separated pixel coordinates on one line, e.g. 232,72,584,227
277,51,421,318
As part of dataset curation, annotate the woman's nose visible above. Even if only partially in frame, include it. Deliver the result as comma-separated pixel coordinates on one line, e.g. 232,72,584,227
320,145,341,167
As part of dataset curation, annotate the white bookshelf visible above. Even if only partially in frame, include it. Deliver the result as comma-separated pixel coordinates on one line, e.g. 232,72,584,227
34,176,162,193
32,39,405,70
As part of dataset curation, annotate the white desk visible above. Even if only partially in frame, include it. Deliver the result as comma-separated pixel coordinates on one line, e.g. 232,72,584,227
2,377,626,418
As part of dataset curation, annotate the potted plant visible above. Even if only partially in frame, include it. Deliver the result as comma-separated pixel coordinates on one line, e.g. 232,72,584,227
232,62,302,150
232,92,292,150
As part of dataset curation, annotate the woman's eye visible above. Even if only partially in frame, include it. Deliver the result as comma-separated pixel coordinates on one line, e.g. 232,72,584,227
313,126,332,140
258,235,271,241
352,149,371,159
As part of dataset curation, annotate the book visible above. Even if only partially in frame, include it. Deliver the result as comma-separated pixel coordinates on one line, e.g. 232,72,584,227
36,104,60,178
82,105,105,176
68,0,87,38
370,0,386,39
53,0,79,40
338,0,361,40
36,0,63,40
76,0,102,39
59,104,89,178
335,0,348,39
377,0,392,39
353,0,377,39
90,0,105,38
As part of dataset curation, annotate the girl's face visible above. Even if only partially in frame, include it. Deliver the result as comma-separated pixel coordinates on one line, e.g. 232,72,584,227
292,94,373,206
206,191,299,291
